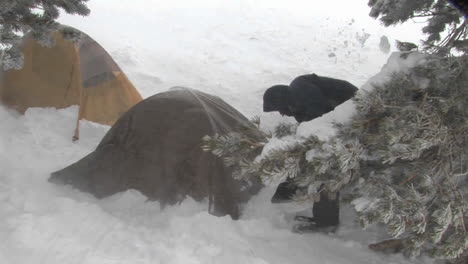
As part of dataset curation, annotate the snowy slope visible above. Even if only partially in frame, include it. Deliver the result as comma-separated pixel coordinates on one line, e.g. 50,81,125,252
1,1,432,264
0,106,428,264
58,0,424,118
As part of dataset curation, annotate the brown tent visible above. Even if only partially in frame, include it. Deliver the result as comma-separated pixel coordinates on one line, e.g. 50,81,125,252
50,88,265,219
0,27,142,139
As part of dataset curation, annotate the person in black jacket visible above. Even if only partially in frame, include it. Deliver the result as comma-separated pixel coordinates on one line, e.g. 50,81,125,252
263,74,358,123
265,74,358,231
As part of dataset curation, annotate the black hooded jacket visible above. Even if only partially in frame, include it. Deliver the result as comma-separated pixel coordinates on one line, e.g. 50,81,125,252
263,74,358,122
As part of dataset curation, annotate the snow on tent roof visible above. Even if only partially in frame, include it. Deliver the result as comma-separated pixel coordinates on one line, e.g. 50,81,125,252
50,88,265,219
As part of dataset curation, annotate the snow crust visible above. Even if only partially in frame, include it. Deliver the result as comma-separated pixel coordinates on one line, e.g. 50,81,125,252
0,1,433,263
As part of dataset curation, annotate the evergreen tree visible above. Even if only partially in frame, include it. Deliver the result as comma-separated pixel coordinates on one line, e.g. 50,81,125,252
0,0,90,70
368,0,467,54
203,53,468,262
344,55,467,260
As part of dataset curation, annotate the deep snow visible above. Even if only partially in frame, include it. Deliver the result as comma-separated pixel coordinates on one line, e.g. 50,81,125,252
1,1,433,263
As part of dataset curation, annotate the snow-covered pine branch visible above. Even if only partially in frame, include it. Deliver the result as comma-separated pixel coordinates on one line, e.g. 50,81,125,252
342,54,467,260
368,0,467,54
202,52,467,262
0,0,90,70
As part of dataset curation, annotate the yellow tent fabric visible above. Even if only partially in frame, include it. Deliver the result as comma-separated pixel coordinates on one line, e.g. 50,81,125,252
0,28,142,139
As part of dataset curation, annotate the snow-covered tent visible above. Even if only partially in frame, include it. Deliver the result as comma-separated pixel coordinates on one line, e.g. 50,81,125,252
0,27,142,139
50,88,265,219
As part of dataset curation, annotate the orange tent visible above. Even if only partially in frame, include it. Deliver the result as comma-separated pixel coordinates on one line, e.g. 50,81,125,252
0,27,142,140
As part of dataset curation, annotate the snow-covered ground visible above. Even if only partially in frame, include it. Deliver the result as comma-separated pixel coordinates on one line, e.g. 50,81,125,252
1,1,433,263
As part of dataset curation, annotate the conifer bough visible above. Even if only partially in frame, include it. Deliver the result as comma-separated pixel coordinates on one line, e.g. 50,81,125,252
203,55,468,261
0,0,90,70
368,0,467,54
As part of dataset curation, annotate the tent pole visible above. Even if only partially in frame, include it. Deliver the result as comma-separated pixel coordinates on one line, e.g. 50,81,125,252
73,109,80,141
